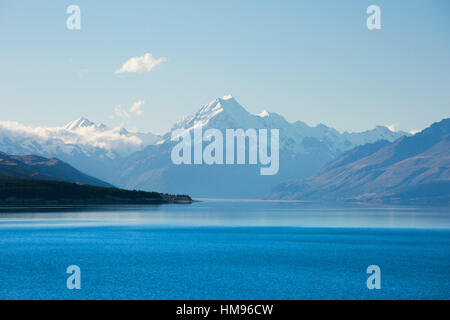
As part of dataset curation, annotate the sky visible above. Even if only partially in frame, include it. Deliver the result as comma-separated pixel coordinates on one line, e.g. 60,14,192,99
0,0,449,134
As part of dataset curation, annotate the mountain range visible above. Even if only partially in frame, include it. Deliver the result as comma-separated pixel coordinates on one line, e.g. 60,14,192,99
0,117,160,182
107,96,407,198
268,118,450,205
0,95,409,198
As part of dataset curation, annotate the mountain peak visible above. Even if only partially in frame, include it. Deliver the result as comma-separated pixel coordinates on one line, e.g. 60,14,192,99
169,95,256,134
258,110,270,118
198,95,247,117
205,95,239,107
64,117,108,131
65,117,95,130
221,94,234,101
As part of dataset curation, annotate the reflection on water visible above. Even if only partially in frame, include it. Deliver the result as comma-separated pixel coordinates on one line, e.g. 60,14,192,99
0,200,448,229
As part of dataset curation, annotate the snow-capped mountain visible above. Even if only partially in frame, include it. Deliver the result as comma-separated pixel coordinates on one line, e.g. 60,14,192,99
111,96,408,198
64,117,161,148
0,119,160,181
164,95,406,158
0,95,409,197
64,117,109,131
268,118,450,204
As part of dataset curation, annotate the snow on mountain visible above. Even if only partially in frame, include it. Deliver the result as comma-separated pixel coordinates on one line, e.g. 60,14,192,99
0,119,161,182
168,95,259,134
268,118,450,204
0,120,158,157
166,95,407,157
65,117,109,131
0,95,409,197
112,95,408,198
113,127,161,146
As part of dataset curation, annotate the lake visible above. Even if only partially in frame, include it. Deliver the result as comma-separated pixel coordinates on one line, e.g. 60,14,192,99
0,200,449,299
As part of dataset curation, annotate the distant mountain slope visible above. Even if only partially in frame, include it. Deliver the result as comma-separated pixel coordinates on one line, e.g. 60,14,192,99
112,95,407,198
0,152,113,188
268,118,450,205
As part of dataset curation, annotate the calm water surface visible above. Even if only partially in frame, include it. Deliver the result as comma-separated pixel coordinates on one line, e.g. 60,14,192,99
0,201,449,299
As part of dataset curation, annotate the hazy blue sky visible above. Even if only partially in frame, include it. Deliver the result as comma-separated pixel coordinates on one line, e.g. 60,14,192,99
0,0,449,134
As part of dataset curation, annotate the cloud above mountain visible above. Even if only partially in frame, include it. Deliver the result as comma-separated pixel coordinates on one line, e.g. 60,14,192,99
0,120,143,155
112,100,145,125
130,100,145,116
114,53,166,74
114,105,131,119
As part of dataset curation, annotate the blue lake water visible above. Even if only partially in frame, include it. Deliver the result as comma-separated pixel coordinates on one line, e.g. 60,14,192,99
0,200,449,299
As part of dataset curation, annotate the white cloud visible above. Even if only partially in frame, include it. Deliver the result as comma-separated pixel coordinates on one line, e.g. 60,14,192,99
114,105,130,119
114,53,166,74
130,100,145,116
0,121,143,155
112,100,145,122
